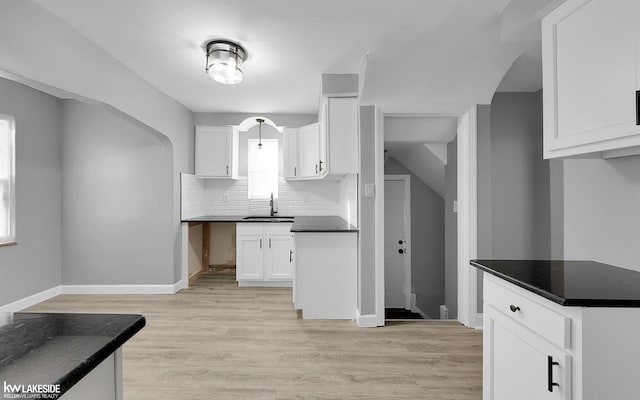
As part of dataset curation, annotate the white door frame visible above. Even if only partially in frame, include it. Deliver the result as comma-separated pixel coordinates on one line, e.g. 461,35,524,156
457,106,479,328
374,107,479,329
384,174,412,310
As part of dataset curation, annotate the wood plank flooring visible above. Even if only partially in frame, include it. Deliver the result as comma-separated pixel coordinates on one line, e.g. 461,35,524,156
26,272,482,399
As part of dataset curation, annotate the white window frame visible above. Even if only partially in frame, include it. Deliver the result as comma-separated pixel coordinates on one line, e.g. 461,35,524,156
0,114,16,246
247,138,279,200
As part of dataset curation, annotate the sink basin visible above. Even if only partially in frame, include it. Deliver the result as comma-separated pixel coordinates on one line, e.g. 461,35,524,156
242,216,295,222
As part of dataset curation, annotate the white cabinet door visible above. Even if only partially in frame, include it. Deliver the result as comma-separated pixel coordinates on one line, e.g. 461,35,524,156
283,128,299,179
195,126,238,178
542,0,640,158
485,307,570,400
265,234,294,280
298,123,321,178
326,97,359,175
236,234,264,280
319,97,328,175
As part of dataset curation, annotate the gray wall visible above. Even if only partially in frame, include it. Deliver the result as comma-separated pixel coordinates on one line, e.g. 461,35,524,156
359,105,376,315
444,138,458,319
194,113,317,128
61,100,174,285
385,158,445,318
0,77,63,305
559,156,640,271
487,91,551,260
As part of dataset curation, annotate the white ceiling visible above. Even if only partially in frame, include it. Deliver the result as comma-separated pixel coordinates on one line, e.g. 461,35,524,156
33,0,538,115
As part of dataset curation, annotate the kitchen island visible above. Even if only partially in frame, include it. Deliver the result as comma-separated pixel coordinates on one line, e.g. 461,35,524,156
0,312,145,400
472,260,640,400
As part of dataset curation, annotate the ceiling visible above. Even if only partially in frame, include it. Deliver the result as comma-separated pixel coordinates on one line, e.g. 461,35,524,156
32,0,538,115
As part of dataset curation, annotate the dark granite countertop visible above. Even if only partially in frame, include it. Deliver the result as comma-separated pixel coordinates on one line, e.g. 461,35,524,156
182,215,257,223
181,215,358,232
0,313,145,397
290,216,358,232
471,259,640,307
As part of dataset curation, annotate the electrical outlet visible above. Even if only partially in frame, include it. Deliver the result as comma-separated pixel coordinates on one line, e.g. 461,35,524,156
453,201,458,213
223,193,230,203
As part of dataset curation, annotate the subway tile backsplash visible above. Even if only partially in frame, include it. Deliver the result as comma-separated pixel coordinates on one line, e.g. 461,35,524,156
181,174,343,218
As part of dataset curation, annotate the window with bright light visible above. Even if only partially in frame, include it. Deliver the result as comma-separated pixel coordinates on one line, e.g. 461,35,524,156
0,115,15,244
248,139,278,199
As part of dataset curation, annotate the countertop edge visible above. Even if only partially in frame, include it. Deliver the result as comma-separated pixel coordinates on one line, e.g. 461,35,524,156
471,260,640,308
54,314,146,397
470,261,569,306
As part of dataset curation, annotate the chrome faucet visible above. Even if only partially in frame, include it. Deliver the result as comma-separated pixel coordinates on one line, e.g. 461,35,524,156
270,193,277,216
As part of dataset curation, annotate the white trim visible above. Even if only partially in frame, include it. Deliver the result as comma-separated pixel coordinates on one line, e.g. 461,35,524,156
411,305,429,320
0,285,62,312
457,106,479,328
237,281,293,288
356,311,381,328
374,107,386,327
62,284,179,295
384,174,412,310
180,222,189,290
475,313,484,330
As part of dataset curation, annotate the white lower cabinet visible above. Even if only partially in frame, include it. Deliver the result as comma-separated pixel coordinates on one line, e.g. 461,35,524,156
236,223,294,286
484,274,640,400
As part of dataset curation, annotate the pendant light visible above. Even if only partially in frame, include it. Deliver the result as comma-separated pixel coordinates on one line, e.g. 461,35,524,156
204,40,247,85
256,118,264,149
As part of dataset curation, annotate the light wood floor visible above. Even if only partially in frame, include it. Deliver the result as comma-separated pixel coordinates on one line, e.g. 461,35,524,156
27,272,482,399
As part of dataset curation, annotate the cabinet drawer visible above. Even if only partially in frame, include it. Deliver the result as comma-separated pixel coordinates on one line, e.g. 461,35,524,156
236,223,264,235
484,278,571,350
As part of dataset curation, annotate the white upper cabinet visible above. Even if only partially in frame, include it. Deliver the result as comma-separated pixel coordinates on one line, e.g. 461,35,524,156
195,126,239,178
298,123,321,178
283,127,299,179
542,0,640,158
321,97,359,176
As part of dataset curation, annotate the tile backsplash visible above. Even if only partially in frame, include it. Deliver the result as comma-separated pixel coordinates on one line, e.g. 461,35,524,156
181,174,345,219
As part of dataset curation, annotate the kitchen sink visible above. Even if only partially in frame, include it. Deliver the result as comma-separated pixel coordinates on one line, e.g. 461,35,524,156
242,216,295,222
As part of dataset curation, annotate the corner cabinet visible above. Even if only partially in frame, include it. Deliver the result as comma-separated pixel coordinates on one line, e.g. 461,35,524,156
542,0,640,158
236,223,294,286
195,126,239,178
283,96,359,180
483,274,640,400
319,97,359,176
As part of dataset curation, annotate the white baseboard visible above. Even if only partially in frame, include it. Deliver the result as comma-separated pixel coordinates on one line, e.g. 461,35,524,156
410,304,430,319
0,281,189,312
173,279,187,292
475,313,483,329
409,294,430,319
237,281,293,288
356,311,381,328
62,284,178,295
0,285,63,312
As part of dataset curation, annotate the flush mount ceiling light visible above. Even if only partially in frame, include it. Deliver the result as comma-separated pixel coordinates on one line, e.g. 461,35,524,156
204,39,247,85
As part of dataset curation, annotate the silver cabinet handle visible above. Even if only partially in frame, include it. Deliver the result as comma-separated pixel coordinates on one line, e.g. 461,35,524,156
294,166,297,176
289,250,293,263
319,160,324,172
269,238,271,248
226,165,229,175
259,238,262,249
